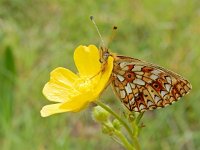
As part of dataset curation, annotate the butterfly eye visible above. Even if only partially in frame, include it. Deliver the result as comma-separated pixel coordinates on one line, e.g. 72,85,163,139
103,52,110,60
99,47,110,64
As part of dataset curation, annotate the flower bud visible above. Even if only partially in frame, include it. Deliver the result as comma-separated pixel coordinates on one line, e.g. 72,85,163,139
112,119,122,130
102,123,114,136
92,106,110,123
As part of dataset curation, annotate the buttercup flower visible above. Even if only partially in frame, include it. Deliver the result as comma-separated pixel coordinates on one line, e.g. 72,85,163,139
41,45,114,117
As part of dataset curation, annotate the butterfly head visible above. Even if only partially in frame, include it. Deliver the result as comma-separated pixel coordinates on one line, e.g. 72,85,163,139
99,46,111,64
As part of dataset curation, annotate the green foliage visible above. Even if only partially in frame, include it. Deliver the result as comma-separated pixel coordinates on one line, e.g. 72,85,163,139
0,0,200,149
0,46,16,132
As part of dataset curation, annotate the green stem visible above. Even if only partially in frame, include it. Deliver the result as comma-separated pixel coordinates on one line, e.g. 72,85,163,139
95,101,132,138
95,101,142,150
102,122,134,150
133,136,140,150
135,112,144,125
131,113,144,150
114,130,136,150
129,121,140,150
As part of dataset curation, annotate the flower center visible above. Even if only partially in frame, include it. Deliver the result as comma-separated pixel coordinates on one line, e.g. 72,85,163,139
74,77,95,92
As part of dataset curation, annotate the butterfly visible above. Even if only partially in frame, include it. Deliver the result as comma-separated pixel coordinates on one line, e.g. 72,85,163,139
100,47,192,112
90,16,192,112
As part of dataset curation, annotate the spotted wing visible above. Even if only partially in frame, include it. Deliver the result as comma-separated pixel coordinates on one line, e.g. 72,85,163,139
111,56,192,112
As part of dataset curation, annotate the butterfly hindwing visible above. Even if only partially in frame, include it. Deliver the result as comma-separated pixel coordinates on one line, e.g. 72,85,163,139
111,55,192,112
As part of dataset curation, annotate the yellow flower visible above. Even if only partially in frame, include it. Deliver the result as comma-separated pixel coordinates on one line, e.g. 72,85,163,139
40,45,114,117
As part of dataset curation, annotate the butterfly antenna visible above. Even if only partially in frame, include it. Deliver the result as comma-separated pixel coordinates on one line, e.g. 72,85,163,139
108,26,118,46
90,16,106,49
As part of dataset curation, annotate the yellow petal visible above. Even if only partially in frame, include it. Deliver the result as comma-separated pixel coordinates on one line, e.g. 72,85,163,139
60,97,89,112
40,103,67,117
60,91,96,111
43,67,79,102
43,82,78,102
92,56,114,99
74,45,101,77
50,67,78,87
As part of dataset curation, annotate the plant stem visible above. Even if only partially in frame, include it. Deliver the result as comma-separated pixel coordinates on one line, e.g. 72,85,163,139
131,113,144,150
95,100,142,150
135,112,144,125
133,136,140,150
95,101,132,138
114,130,136,150
102,122,134,150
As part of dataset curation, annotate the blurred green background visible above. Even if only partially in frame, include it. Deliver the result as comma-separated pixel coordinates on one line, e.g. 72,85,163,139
0,0,200,149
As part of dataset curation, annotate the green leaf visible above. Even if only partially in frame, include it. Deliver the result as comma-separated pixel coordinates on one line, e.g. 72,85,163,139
0,46,17,132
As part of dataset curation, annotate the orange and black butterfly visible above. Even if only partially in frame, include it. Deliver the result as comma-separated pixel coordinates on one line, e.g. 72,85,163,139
91,16,192,112
100,47,192,112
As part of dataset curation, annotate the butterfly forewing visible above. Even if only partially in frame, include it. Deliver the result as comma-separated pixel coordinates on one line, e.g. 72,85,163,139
111,55,192,112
